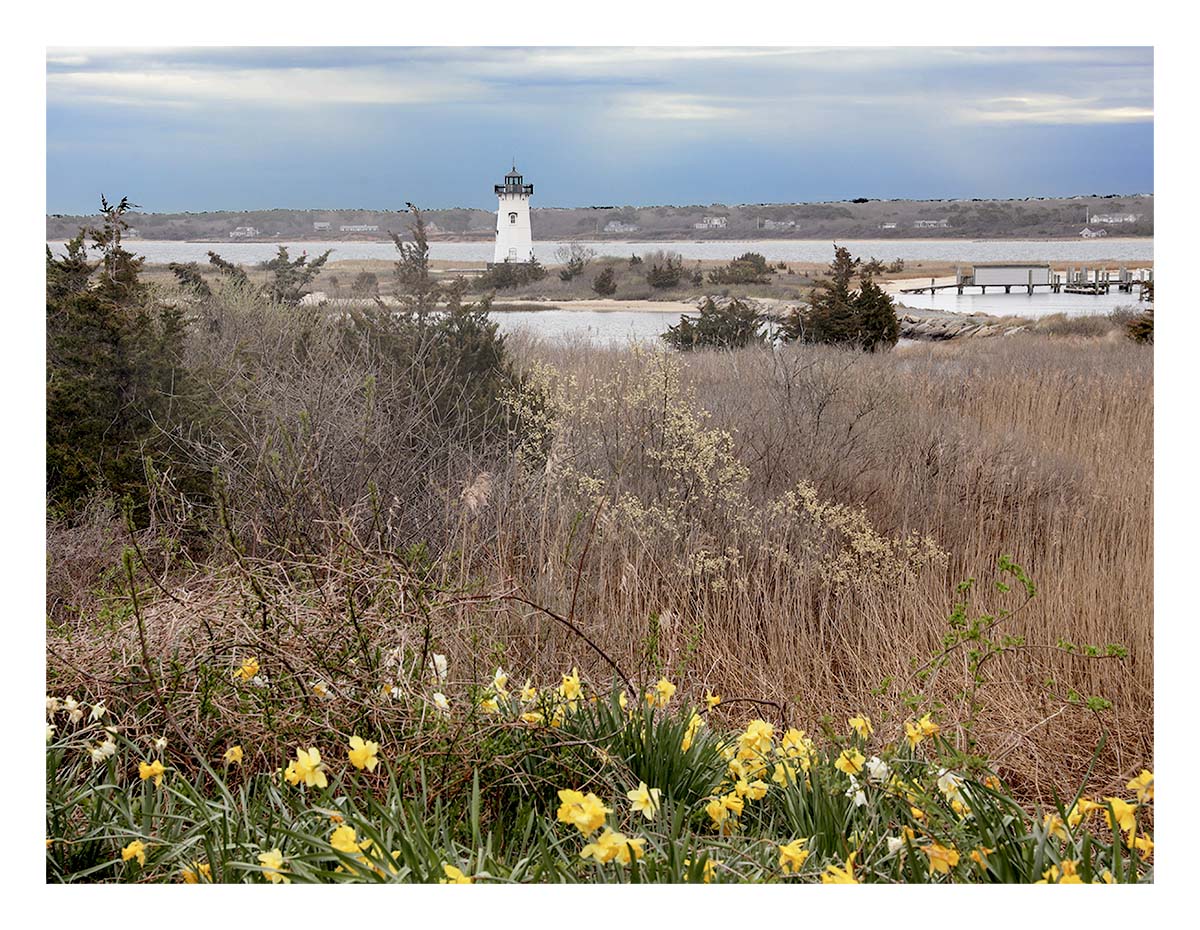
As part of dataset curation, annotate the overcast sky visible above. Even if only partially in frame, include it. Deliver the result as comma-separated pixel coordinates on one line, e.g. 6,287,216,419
45,46,1153,214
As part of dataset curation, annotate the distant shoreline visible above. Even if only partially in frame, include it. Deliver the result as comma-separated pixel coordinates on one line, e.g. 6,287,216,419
97,235,1154,247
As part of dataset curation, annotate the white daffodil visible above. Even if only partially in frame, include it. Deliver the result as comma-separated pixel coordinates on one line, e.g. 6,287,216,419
46,723,57,743
432,692,451,716
46,695,60,715
68,707,84,724
492,667,509,696
429,654,448,685
887,836,906,855
845,776,867,807
89,701,107,722
99,737,117,758
154,736,168,753
937,768,966,803
865,755,890,785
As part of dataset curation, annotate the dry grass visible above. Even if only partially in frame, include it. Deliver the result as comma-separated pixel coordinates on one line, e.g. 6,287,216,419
46,329,1152,804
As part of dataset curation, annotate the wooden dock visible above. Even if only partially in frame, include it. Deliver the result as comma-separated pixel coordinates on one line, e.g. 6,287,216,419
900,265,1151,297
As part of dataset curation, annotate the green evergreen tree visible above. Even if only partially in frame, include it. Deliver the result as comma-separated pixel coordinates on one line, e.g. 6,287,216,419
780,245,899,351
592,266,618,296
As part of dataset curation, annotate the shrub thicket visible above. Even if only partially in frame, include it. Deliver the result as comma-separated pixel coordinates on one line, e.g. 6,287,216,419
646,253,684,289
708,252,771,285
662,298,765,351
479,258,548,290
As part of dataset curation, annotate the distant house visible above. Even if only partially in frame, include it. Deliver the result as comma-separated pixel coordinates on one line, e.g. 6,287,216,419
1088,213,1140,224
878,222,898,230
312,221,331,231
970,263,1052,286
125,228,142,238
693,215,728,230
761,219,795,230
1080,227,1108,238
913,219,950,229
229,226,259,238
604,221,639,233
339,224,380,233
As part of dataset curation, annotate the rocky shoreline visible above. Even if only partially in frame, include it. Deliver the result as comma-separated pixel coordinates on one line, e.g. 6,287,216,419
691,296,1025,342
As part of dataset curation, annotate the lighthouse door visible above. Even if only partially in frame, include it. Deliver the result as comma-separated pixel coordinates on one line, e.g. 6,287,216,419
508,248,518,260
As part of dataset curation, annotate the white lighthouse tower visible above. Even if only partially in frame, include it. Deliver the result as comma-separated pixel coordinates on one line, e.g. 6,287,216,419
493,165,534,264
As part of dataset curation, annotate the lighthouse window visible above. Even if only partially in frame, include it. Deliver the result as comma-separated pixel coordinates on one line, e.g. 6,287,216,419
509,212,518,224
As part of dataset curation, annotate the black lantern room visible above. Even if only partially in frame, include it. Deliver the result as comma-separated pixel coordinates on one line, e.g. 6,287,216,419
495,165,534,196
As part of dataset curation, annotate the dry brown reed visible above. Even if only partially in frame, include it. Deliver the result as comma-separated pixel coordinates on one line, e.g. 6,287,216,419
45,322,1152,803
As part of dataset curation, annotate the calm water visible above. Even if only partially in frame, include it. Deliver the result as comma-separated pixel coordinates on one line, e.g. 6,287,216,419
894,289,1150,318
493,309,682,345
47,237,1154,265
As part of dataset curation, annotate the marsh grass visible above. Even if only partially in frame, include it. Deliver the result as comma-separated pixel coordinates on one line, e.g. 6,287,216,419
46,285,1151,810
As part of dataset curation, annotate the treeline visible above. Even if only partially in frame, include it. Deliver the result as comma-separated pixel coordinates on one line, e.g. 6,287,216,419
45,194,1155,242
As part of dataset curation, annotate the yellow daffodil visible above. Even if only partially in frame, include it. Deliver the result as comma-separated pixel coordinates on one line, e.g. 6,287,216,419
284,747,328,789
740,719,774,751
556,789,611,836
222,745,243,766
848,715,873,739
835,748,866,777
121,839,147,866
1042,812,1069,841
705,691,721,710
681,712,704,751
735,779,769,801
330,825,364,855
1134,834,1154,860
479,697,499,715
820,851,858,884
181,862,212,883
258,848,289,883
1103,797,1138,843
905,712,940,749
138,759,166,787
968,846,994,869
705,797,728,826
1127,770,1153,804
1066,797,1102,828
778,839,809,875
520,711,544,726
235,657,260,682
347,736,380,772
440,864,473,883
922,841,960,875
1037,860,1084,884
626,782,661,821
646,677,676,709
580,829,645,865
520,679,537,703
772,762,797,787
559,668,582,703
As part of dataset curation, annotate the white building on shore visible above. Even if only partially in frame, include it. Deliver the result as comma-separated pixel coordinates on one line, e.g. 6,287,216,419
494,165,534,263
